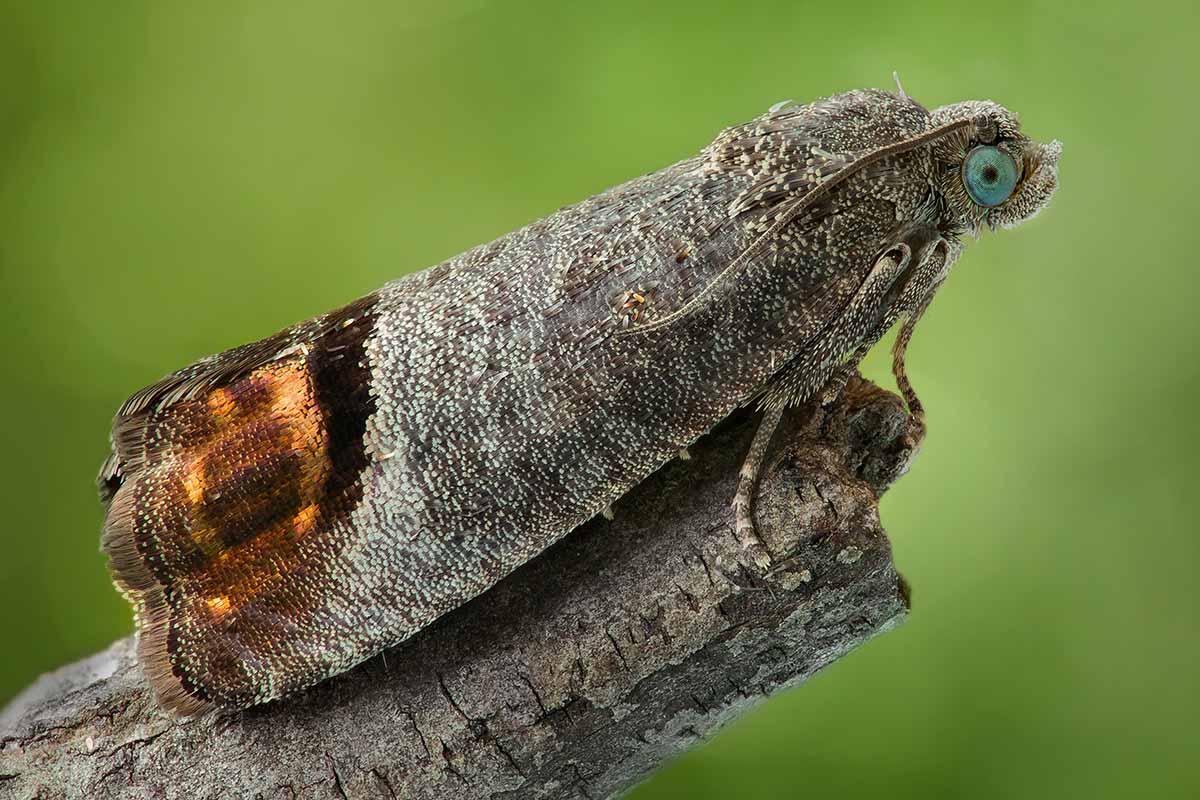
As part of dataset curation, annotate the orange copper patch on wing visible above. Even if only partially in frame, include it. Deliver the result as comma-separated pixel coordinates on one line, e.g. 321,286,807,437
206,387,236,421
142,356,335,607
204,595,232,616
99,294,380,713
292,502,320,537
181,459,206,506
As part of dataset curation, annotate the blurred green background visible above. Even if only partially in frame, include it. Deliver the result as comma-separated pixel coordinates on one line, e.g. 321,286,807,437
2,0,1196,796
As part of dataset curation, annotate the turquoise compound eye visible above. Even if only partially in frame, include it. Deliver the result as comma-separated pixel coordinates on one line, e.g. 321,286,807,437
962,145,1019,207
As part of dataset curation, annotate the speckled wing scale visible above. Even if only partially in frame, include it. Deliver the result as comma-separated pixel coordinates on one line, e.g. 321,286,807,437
99,88,1061,715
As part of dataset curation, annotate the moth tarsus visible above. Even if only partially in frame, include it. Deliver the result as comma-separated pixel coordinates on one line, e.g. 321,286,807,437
733,405,785,571
98,87,1060,714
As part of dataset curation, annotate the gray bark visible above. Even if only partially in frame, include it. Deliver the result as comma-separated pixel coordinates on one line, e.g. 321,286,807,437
1,377,917,800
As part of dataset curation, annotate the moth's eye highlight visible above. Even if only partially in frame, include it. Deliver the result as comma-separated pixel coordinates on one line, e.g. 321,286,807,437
962,145,1019,208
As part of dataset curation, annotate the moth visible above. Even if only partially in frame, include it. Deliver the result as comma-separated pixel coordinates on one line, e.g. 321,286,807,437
99,86,1061,715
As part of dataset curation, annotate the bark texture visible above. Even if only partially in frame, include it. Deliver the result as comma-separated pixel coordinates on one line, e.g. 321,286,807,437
1,377,917,800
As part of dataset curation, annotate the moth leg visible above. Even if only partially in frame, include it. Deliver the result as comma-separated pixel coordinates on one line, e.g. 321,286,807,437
891,291,936,445
821,340,875,407
731,244,911,569
833,241,945,443
757,243,911,412
821,240,931,407
888,235,956,447
732,406,784,570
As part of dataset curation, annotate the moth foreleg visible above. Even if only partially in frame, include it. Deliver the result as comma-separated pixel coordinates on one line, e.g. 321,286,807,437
821,341,874,407
818,243,915,407
890,243,953,444
891,294,933,445
732,406,784,570
731,244,914,567
757,243,912,412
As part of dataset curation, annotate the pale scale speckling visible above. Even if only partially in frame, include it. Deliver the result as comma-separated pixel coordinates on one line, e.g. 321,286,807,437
99,88,1061,712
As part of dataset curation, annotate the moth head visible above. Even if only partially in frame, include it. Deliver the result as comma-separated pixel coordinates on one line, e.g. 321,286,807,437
929,100,1062,236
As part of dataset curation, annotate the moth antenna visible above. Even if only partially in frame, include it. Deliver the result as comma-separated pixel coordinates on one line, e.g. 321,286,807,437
893,71,907,100
620,116,974,337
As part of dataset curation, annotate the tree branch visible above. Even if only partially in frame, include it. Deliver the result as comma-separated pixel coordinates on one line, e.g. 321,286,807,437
1,377,917,799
